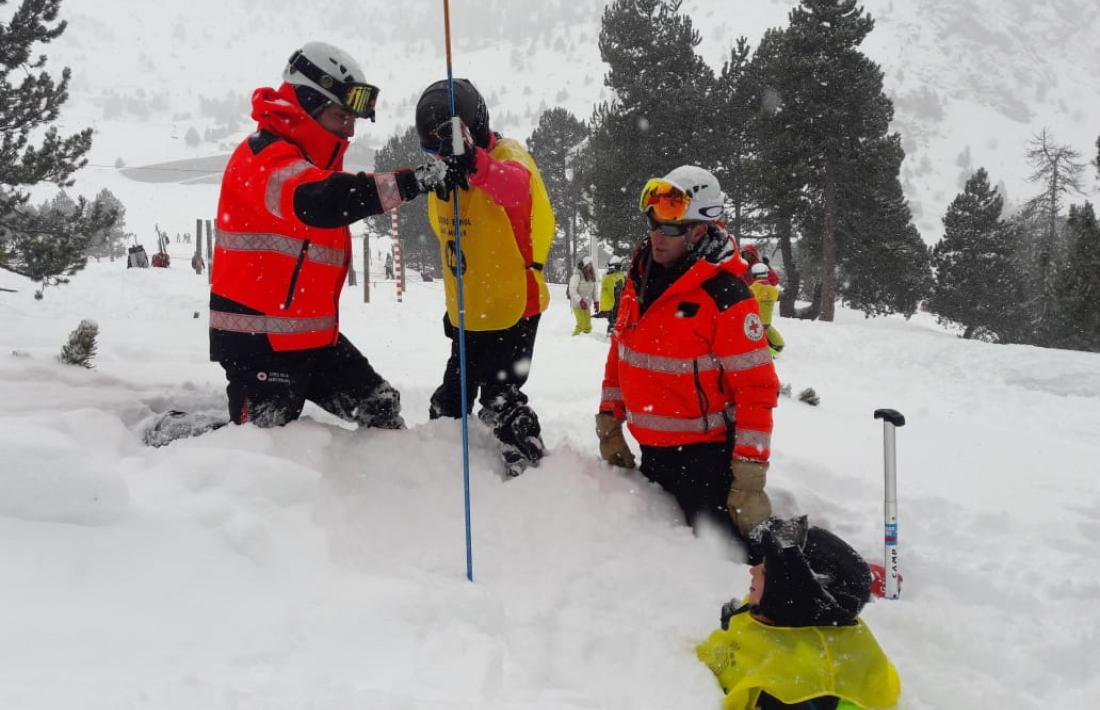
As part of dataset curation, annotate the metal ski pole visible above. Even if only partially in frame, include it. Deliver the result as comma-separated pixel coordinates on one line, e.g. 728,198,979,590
874,408,905,599
442,0,474,583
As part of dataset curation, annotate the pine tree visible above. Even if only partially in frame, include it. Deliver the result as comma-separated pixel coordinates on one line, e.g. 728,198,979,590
371,127,437,275
1094,134,1099,182
58,318,98,368
86,188,128,261
747,27,812,316
588,0,715,256
928,169,1020,339
6,193,114,298
1,0,117,290
712,36,760,240
774,0,902,321
1055,203,1100,352
0,0,93,252
834,133,932,316
1025,128,1086,274
527,107,589,282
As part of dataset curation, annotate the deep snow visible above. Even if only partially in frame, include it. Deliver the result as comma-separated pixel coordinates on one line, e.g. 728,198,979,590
2,241,1099,709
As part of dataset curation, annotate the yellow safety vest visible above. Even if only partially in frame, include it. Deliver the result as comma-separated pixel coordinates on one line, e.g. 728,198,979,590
428,138,555,331
600,271,627,311
697,611,901,710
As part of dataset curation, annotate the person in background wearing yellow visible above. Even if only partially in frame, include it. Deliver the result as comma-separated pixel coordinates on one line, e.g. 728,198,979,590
568,255,597,335
748,262,785,357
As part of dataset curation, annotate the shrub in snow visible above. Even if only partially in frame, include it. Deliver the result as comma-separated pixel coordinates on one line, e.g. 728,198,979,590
58,319,99,368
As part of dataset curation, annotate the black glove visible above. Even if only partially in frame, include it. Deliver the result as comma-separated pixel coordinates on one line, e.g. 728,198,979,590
413,157,476,200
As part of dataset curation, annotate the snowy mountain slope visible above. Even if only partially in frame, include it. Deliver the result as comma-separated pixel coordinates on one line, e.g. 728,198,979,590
31,0,1100,245
3,247,1100,708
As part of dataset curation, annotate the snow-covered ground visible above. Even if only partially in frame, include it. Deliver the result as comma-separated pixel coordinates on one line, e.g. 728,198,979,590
2,244,1099,709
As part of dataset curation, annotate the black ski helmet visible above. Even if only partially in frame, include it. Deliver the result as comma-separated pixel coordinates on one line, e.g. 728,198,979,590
415,79,491,152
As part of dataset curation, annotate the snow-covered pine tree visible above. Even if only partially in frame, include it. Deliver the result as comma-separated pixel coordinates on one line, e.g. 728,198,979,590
929,168,1020,341
86,188,128,262
1055,203,1100,352
58,319,98,368
527,107,588,282
0,0,117,293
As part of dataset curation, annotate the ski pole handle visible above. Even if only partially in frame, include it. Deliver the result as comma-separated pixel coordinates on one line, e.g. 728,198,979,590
874,408,905,599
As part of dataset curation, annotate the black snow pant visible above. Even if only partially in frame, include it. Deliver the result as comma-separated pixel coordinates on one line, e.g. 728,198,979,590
220,333,402,429
429,313,544,463
639,440,737,538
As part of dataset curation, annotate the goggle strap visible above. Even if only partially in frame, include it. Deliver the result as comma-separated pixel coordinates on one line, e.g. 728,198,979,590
288,51,379,119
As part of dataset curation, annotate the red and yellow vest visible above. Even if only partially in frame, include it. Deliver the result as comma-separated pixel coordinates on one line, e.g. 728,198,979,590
427,137,554,331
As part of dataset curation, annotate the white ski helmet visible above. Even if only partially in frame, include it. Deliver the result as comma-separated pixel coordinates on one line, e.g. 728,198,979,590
751,262,770,280
283,42,379,120
640,165,725,222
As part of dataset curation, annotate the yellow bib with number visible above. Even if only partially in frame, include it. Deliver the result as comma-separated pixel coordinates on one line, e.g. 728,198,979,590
428,138,554,331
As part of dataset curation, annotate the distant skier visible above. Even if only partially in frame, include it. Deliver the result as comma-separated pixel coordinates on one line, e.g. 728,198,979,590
568,255,597,336
384,252,394,279
209,42,466,428
596,166,780,548
740,243,779,287
749,262,784,357
597,254,627,335
698,517,901,710
416,78,555,476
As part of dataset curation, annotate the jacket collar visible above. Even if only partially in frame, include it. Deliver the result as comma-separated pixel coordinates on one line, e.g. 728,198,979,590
629,226,741,306
250,83,348,170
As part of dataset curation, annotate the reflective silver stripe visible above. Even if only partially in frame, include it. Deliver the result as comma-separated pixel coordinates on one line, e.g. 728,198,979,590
217,229,299,258
209,310,337,335
601,387,623,402
265,160,312,218
735,428,771,453
215,229,345,267
618,343,719,375
626,408,731,433
306,242,346,267
717,349,773,372
375,172,403,212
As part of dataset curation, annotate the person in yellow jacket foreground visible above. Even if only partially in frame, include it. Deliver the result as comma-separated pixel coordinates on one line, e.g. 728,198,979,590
698,517,900,710
749,262,785,357
416,78,555,477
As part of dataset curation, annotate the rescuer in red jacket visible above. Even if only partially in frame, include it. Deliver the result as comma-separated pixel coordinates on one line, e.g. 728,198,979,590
210,42,469,428
595,166,780,549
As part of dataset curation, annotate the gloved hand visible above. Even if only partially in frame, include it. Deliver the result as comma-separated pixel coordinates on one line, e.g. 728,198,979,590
413,157,474,200
435,117,476,158
595,412,636,469
579,299,589,311
727,459,772,539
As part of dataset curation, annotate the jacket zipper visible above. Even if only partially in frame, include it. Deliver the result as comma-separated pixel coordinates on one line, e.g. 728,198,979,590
283,239,310,310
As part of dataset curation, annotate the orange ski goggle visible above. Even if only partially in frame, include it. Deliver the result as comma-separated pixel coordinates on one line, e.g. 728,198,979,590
639,178,691,222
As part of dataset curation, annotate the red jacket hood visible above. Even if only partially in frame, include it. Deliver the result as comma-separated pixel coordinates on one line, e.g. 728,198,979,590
250,83,348,170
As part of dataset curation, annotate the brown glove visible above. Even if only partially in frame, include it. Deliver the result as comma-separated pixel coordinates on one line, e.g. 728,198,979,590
595,412,636,469
727,459,772,538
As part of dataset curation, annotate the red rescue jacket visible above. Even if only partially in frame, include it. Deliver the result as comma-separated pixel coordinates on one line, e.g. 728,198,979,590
600,230,780,462
210,83,421,361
